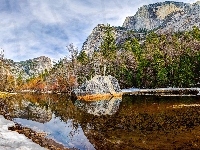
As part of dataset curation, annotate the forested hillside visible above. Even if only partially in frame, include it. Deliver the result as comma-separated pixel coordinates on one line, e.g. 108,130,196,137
77,25,200,88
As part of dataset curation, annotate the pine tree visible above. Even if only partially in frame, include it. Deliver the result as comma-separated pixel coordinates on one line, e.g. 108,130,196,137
77,51,89,65
100,24,117,59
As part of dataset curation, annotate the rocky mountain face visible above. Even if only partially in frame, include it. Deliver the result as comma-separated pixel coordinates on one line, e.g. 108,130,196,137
82,1,200,55
82,24,136,56
156,1,200,33
5,56,52,79
123,1,200,33
123,1,190,31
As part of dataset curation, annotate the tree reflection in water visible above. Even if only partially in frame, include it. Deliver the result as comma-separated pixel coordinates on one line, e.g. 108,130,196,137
0,94,94,149
1,94,200,149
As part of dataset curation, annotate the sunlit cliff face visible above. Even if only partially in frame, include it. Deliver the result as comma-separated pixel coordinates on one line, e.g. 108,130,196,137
123,1,189,31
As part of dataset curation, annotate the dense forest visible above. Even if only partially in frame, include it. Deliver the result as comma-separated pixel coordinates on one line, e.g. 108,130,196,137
0,25,200,92
76,25,200,89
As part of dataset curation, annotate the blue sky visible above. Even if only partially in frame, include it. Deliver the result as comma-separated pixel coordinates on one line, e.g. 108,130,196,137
0,0,197,61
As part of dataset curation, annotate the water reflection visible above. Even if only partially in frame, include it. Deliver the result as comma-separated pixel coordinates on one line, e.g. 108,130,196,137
12,99,52,123
14,114,95,150
1,94,200,149
74,97,122,116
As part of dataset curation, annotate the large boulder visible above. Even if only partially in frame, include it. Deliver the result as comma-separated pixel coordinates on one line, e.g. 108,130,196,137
74,75,121,96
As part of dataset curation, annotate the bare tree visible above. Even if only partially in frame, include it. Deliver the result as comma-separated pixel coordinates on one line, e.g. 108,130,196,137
66,43,78,75
0,49,6,90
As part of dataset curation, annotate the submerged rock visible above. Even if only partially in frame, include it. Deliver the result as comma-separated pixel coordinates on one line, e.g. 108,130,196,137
74,75,121,97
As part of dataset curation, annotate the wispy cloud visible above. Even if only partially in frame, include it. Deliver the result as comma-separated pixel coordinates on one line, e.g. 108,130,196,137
0,0,197,61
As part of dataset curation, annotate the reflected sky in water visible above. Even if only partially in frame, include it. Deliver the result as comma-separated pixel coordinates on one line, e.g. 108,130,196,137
14,114,95,150
9,95,122,149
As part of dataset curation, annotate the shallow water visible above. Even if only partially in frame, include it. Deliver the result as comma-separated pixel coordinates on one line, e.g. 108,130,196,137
1,94,200,149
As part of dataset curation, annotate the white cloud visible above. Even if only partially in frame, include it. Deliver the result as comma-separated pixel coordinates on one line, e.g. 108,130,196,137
0,0,198,61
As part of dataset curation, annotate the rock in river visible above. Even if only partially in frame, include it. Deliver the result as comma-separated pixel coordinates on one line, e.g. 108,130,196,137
73,75,122,100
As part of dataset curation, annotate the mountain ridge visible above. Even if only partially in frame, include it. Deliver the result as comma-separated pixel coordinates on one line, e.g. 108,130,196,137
3,56,52,80
122,1,190,31
82,1,200,55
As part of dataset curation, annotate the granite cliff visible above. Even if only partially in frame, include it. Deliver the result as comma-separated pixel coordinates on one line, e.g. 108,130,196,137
156,1,200,33
82,24,137,57
122,1,190,31
123,1,200,33
82,1,200,55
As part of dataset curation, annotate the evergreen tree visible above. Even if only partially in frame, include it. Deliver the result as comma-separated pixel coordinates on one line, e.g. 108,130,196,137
100,24,117,59
77,51,89,65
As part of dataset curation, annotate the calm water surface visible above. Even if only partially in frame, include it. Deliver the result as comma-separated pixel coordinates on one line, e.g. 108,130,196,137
1,94,200,149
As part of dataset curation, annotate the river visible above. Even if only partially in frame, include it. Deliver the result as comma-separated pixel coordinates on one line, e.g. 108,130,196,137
1,94,200,149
